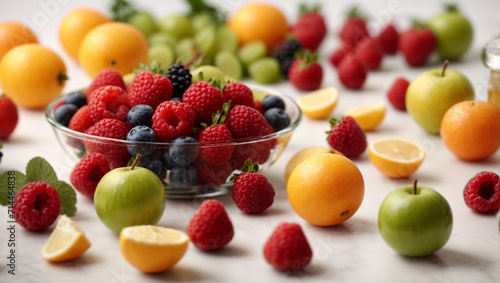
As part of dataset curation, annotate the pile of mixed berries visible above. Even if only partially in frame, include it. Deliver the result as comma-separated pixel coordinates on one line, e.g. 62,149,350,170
54,65,292,190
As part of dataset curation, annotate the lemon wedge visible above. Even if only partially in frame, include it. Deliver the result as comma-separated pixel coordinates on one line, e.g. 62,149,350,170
296,86,339,119
344,102,386,131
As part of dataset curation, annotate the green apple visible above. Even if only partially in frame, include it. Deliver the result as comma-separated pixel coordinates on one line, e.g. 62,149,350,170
406,61,475,134
429,4,473,61
94,157,166,234
158,14,193,40
128,12,157,38
378,180,453,257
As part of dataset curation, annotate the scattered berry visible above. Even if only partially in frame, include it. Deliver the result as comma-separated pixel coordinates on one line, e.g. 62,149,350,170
354,37,384,70
261,95,285,111
183,81,225,126
128,70,173,109
169,136,200,166
70,153,110,199
186,199,234,251
64,91,87,108
222,82,255,109
463,171,500,213
339,7,369,46
291,4,327,52
127,104,154,127
387,77,410,111
377,23,399,55
166,63,192,99
264,108,291,132
68,105,93,133
54,104,79,127
288,51,323,91
170,165,198,187
152,100,196,142
0,96,18,139
89,85,130,123
263,222,313,271
87,69,126,101
326,116,367,158
398,25,436,67
14,182,60,231
126,125,157,156
338,53,367,89
328,42,353,68
272,38,303,78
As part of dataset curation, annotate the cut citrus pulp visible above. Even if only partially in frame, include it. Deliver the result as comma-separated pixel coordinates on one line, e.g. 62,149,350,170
295,86,339,119
344,102,386,131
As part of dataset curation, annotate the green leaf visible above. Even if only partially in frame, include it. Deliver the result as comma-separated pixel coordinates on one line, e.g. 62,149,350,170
0,171,28,206
109,0,138,22
0,141,3,149
25,157,58,184
51,180,77,217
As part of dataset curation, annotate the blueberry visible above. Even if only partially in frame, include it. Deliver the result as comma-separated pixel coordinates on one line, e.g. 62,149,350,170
127,104,154,127
64,91,87,108
138,155,167,180
264,108,291,131
54,104,78,127
160,151,176,170
170,96,182,102
262,95,285,111
169,136,200,166
127,125,157,156
169,165,198,187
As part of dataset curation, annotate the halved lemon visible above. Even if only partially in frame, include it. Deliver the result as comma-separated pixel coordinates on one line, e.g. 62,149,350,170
41,215,91,262
368,137,425,178
344,102,386,131
119,225,189,273
296,86,339,119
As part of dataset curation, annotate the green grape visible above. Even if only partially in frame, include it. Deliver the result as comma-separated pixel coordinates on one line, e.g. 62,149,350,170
176,38,197,62
194,26,217,60
148,44,175,69
159,14,193,40
248,57,281,84
214,50,243,81
238,41,267,67
148,32,177,50
128,12,157,38
122,73,136,85
251,89,268,101
192,12,216,34
191,65,225,83
215,26,238,54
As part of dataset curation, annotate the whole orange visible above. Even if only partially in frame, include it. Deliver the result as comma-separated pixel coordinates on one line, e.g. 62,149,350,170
78,22,148,78
441,100,500,160
59,8,110,61
227,3,288,51
0,22,37,62
0,44,67,109
287,153,365,226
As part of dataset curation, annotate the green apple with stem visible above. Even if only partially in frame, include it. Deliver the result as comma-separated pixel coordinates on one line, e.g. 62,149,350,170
94,155,166,234
378,180,453,257
406,60,475,134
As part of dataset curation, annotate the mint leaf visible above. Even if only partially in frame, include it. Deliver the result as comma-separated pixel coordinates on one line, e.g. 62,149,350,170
26,157,58,184
51,180,77,217
0,171,28,206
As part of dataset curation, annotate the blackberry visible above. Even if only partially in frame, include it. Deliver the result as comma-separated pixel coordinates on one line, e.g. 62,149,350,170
264,108,291,132
272,39,303,78
166,63,192,99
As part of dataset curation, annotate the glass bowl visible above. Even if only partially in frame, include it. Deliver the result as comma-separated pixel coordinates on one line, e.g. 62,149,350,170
46,85,302,199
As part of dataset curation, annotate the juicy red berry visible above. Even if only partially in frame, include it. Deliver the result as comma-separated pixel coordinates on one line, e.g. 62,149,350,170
354,36,384,70
326,116,367,158
339,17,369,47
232,172,275,214
151,100,196,142
198,124,234,166
387,77,410,111
254,100,265,114
288,57,323,91
263,222,313,271
89,86,130,123
225,105,275,139
328,42,353,68
338,53,367,90
127,70,173,109
70,153,110,199
87,69,126,101
377,23,399,55
183,81,224,125
398,28,436,67
195,159,233,185
222,82,255,109
14,182,60,231
463,171,500,213
186,199,234,250
0,96,18,139
68,105,93,133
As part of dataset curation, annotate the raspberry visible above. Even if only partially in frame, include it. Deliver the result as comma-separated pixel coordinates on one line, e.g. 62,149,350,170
89,86,130,123
263,222,313,271
152,100,196,142
222,82,254,109
186,199,234,250
87,69,126,101
326,116,367,158
198,124,234,166
84,118,130,169
463,171,500,213
387,77,410,111
254,99,265,114
68,105,93,133
272,39,303,78
127,70,173,109
183,81,224,126
166,63,192,99
70,153,110,199
195,159,233,185
0,96,18,139
14,182,60,231
232,172,275,213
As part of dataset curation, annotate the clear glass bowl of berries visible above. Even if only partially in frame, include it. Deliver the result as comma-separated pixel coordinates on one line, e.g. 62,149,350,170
45,78,302,199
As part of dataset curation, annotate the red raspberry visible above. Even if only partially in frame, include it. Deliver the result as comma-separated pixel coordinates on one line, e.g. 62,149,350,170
127,70,173,109
183,81,224,126
68,105,93,133
377,23,399,55
195,159,233,185
70,153,110,199
0,96,18,139
152,100,196,142
186,199,234,250
328,42,353,68
84,118,130,169
338,53,367,90
14,182,60,231
326,116,367,158
87,69,126,102
387,77,410,111
463,171,500,213
222,82,255,109
198,124,234,166
232,172,275,213
89,86,130,123
354,37,384,70
263,222,313,271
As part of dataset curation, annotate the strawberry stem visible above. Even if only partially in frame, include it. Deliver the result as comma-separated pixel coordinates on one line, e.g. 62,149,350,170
441,60,449,77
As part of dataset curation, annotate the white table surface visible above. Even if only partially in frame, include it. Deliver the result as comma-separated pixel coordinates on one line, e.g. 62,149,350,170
0,0,499,282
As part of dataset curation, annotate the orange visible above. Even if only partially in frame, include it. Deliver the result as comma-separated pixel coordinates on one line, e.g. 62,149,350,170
78,22,148,78
287,153,365,226
59,8,110,61
440,100,500,160
227,3,288,51
284,147,343,184
0,44,67,109
0,22,37,63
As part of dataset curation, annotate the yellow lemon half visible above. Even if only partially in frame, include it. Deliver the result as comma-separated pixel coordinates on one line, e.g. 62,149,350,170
344,101,386,131
296,86,339,119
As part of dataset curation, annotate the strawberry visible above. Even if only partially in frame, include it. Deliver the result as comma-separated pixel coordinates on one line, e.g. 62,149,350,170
127,70,173,109
87,69,126,102
0,96,18,139
222,82,254,109
387,77,410,111
377,23,399,55
337,53,368,89
326,116,367,158
354,37,384,70
290,4,327,52
183,81,224,126
328,42,353,68
398,23,436,67
288,51,323,91
339,6,369,46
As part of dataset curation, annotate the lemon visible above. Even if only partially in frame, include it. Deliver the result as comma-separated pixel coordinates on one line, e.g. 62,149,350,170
119,225,189,273
41,215,91,262
344,102,386,131
284,147,343,184
368,136,425,178
295,86,339,119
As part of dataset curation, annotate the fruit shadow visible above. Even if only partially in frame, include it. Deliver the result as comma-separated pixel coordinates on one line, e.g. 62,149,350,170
143,265,213,282
46,252,102,268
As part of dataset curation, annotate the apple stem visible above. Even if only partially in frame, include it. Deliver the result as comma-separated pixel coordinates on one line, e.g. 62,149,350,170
441,60,449,77
130,154,141,170
413,179,418,195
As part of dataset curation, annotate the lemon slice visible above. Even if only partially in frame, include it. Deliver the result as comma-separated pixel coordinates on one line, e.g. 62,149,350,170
368,137,425,178
296,86,339,119
41,215,91,262
119,225,189,273
344,102,386,131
